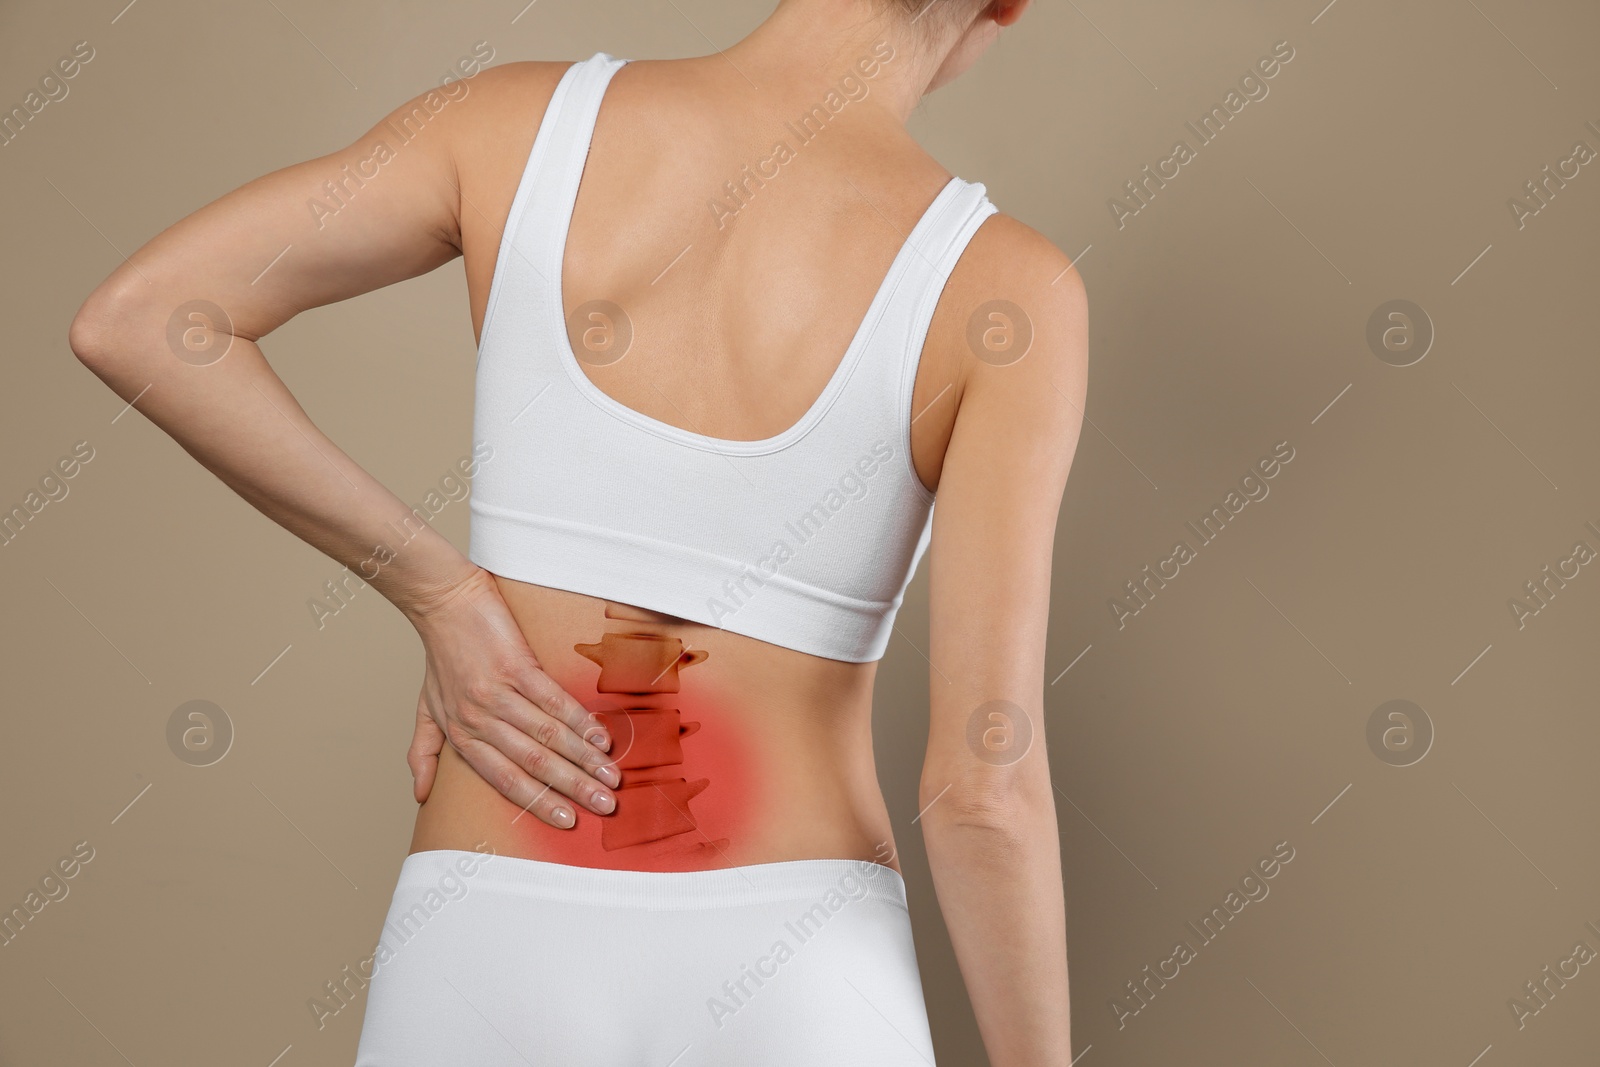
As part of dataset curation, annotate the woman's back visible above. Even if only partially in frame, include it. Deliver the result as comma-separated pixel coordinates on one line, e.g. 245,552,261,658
67,3,1081,1058
411,49,1005,872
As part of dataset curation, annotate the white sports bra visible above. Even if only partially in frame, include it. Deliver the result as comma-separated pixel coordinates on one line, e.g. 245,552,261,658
468,52,999,662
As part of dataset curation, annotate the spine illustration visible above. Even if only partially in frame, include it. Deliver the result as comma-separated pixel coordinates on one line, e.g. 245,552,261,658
573,629,727,857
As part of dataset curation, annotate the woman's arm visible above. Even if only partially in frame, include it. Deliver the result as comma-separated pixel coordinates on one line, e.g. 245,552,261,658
66,66,621,826
920,219,1088,1065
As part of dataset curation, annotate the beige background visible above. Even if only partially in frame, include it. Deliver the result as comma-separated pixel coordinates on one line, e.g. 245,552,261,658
4,0,1599,1064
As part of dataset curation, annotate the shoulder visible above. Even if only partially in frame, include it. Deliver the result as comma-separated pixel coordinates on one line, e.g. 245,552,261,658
433,59,574,150
451,58,573,104
938,208,1089,412
923,210,1088,558
417,60,579,248
961,211,1088,342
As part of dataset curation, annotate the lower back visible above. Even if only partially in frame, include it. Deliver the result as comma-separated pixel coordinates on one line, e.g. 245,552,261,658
408,576,903,873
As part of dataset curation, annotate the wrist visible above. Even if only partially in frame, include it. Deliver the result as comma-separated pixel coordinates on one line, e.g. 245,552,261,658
388,558,492,628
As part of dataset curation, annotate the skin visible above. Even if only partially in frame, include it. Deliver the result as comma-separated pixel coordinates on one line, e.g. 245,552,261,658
69,0,1086,1062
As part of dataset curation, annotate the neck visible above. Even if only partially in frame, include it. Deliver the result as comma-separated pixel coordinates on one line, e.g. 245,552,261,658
721,0,970,127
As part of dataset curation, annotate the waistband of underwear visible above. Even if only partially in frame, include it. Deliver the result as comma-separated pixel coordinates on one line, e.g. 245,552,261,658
395,849,909,911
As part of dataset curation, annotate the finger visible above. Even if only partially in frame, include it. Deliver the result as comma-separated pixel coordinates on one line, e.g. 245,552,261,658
456,738,587,829
479,717,618,816
512,665,611,748
499,672,622,788
408,702,444,804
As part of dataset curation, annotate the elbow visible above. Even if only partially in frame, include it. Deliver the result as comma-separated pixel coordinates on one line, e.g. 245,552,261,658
68,295,124,373
917,760,1056,836
68,273,156,372
68,305,112,370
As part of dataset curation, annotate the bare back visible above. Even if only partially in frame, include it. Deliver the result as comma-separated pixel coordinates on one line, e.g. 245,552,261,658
410,55,1046,872
69,9,1084,1054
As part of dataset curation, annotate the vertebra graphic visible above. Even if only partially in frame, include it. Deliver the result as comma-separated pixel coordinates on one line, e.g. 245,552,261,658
574,630,726,854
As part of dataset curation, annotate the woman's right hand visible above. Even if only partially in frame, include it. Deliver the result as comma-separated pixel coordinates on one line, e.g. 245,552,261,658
404,566,621,828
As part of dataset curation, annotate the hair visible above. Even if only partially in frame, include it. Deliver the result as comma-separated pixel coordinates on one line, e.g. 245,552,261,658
877,0,990,34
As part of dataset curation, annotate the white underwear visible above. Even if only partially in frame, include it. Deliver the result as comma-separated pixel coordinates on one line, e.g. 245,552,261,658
353,849,939,1065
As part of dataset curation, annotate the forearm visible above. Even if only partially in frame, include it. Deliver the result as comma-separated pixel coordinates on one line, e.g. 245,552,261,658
70,308,474,622
922,800,1071,1066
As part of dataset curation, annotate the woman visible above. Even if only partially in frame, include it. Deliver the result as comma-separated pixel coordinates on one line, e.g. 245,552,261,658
69,0,1085,1062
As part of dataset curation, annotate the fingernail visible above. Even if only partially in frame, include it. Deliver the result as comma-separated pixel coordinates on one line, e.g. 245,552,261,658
597,764,621,787
552,807,574,828
592,790,615,814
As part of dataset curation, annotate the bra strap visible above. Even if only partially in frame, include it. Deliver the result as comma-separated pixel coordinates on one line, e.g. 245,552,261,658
526,52,630,282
